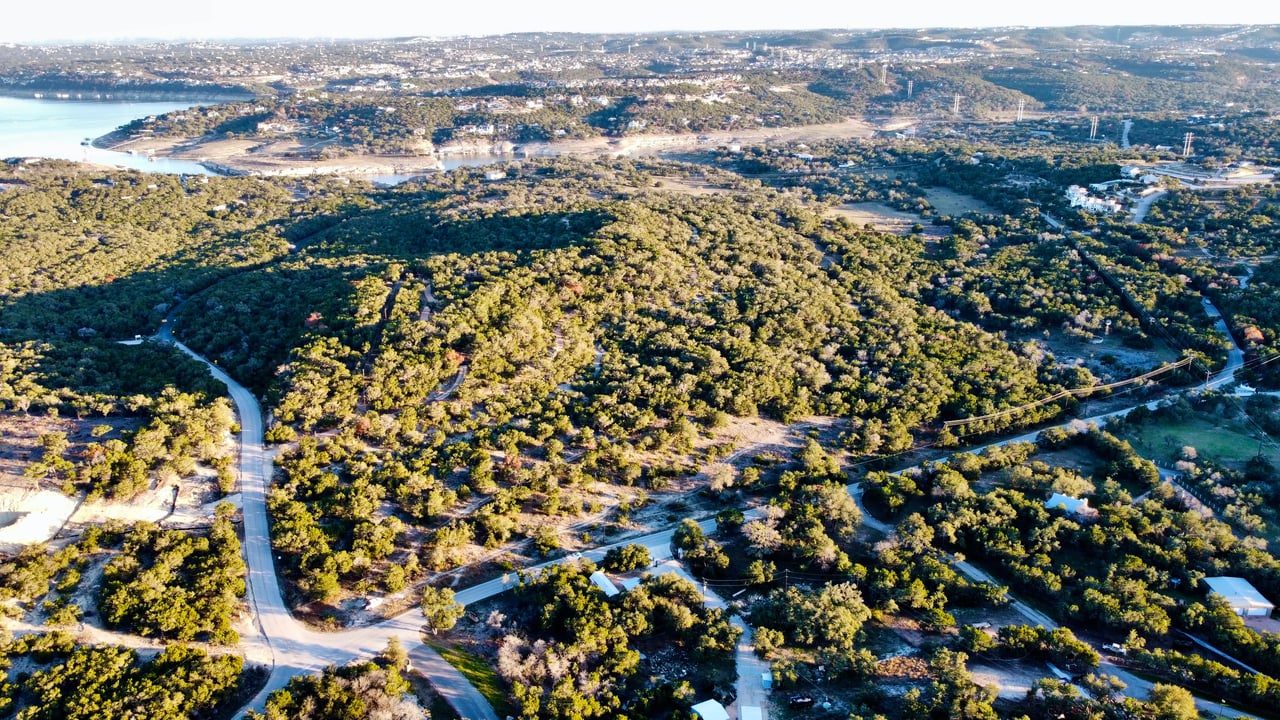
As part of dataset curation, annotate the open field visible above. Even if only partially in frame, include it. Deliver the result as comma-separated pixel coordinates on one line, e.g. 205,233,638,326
648,175,737,196
923,186,997,216
826,202,948,237
1124,416,1280,470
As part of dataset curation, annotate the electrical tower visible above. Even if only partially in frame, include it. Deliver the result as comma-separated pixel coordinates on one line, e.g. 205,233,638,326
1183,132,1194,157
1016,99,1025,122
881,64,888,86
1090,116,1099,140
907,80,913,99
953,95,961,114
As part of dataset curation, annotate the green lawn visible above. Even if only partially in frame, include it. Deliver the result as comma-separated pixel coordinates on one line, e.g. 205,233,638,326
1124,417,1280,470
427,641,515,718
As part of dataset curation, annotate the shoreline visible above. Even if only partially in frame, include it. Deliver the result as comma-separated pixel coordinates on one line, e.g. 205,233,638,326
88,117,886,178
0,86,255,104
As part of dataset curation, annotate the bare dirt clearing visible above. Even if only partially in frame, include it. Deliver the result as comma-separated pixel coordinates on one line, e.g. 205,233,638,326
969,660,1047,699
0,409,235,551
826,202,947,238
649,176,737,196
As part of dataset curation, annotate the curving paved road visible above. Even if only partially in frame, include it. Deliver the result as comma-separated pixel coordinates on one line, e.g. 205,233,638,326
150,318,731,719
158,321,498,718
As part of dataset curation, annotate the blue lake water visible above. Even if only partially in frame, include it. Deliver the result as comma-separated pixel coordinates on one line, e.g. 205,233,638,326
0,95,518,182
0,95,223,175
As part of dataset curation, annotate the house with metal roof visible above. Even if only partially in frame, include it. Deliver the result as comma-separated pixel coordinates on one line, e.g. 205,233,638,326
691,699,730,720
1203,576,1275,617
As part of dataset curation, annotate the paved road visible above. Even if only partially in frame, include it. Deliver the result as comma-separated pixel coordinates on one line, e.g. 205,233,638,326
730,621,771,719
646,561,771,718
1130,189,1165,224
152,320,736,719
157,324,499,719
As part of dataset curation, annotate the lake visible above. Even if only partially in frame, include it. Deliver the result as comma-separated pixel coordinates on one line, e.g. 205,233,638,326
0,96,517,182
0,95,221,175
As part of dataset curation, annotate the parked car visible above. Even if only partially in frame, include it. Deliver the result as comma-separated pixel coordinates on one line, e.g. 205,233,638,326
788,695,814,708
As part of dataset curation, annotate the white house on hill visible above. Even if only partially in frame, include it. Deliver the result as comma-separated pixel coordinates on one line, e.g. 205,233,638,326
1203,576,1275,617
1044,493,1096,517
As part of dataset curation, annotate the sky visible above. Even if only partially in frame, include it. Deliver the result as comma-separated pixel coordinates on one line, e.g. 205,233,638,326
6,0,1280,43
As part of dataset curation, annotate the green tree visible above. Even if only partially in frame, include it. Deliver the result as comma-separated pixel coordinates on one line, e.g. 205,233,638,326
420,586,464,634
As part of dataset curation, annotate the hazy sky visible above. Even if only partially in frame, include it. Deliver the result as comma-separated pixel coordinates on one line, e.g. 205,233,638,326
6,0,1280,43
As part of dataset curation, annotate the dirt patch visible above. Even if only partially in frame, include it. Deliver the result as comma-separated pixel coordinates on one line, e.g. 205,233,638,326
650,176,737,197
877,655,930,679
0,489,77,552
969,659,1047,699
1244,616,1280,634
0,414,137,486
1013,330,1179,387
826,202,921,233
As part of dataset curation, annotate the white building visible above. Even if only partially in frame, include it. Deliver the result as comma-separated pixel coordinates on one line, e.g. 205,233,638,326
1044,493,1096,517
1066,185,1123,214
691,699,731,720
589,570,621,598
1203,576,1275,617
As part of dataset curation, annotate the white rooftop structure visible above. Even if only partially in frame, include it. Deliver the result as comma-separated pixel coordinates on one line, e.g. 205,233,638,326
741,707,763,720
691,699,731,720
589,570,621,598
1044,493,1094,517
1204,576,1275,617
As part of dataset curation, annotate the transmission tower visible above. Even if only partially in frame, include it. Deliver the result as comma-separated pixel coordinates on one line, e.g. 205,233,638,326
953,95,961,114
907,80,913,99
1090,116,1099,140
1016,99,1025,122
1183,132,1194,157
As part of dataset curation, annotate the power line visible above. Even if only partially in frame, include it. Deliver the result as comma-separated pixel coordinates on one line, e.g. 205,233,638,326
942,357,1194,429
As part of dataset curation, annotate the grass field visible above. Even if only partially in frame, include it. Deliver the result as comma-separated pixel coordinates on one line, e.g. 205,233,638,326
428,641,515,718
1124,416,1280,470
923,187,996,217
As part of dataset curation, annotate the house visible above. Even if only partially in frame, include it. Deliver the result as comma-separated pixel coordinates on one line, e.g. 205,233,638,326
1044,493,1096,517
589,570,621,598
1203,576,1275,617
1066,186,1123,214
691,700,731,720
